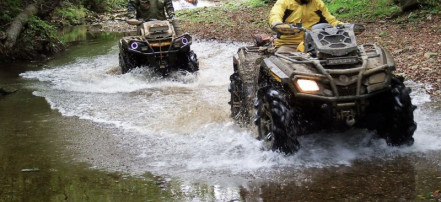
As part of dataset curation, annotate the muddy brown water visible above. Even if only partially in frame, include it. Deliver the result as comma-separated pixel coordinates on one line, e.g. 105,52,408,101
1,28,441,201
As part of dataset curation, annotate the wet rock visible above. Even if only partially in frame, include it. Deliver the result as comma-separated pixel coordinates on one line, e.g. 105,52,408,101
21,168,40,172
424,52,437,59
410,65,419,70
0,86,18,95
426,14,433,21
392,49,403,55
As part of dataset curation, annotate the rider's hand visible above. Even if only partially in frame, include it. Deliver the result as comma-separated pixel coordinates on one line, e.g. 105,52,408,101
336,23,351,29
127,12,136,19
272,23,300,34
272,23,291,33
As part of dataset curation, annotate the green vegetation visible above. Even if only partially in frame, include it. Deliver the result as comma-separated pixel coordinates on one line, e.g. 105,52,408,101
326,0,441,21
0,0,22,28
219,0,268,10
244,0,268,7
80,0,127,13
53,1,88,25
325,0,401,21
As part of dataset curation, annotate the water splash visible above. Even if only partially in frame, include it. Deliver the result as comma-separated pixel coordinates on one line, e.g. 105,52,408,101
174,0,216,11
20,40,441,184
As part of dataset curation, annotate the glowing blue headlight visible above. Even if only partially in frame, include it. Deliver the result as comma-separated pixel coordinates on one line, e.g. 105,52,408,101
130,42,139,50
181,37,189,45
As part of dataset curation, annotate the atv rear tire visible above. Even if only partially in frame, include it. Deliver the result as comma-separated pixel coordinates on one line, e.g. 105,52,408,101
255,84,300,154
378,76,416,146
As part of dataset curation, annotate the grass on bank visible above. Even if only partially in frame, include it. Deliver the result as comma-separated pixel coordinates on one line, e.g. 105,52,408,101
325,0,401,21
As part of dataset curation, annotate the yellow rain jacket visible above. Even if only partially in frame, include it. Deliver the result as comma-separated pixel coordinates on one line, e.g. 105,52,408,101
269,0,342,47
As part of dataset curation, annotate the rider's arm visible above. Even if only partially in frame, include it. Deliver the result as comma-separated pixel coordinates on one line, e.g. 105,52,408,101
317,0,342,26
128,0,137,18
165,0,175,19
268,0,288,28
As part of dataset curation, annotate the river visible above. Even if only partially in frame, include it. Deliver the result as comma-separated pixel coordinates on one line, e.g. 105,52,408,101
1,28,441,201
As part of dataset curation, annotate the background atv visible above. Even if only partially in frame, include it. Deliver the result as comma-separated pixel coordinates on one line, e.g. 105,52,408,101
229,23,417,154
119,19,199,75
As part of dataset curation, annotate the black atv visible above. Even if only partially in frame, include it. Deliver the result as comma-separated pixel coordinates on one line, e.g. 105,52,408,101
118,19,199,75
229,23,417,154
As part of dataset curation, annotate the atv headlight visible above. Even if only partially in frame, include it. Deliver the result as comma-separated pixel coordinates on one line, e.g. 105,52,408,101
130,42,139,50
173,36,190,48
181,37,189,45
296,79,319,92
129,41,148,51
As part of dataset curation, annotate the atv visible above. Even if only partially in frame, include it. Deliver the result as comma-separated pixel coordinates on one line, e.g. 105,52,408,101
118,19,199,75
229,23,417,154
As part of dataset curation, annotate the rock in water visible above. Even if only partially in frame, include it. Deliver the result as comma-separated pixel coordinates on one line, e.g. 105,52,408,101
0,86,18,95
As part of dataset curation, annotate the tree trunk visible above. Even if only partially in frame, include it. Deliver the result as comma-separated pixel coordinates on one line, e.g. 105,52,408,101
0,3,38,51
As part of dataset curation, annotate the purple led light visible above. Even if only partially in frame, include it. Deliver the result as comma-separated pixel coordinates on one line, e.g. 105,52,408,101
130,42,138,50
181,38,189,45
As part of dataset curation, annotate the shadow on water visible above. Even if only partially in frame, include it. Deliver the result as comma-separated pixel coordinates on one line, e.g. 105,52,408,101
1,26,441,201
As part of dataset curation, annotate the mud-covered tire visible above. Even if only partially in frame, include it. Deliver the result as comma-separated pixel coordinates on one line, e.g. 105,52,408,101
255,84,300,154
229,73,247,123
186,50,199,72
378,76,416,146
119,49,138,74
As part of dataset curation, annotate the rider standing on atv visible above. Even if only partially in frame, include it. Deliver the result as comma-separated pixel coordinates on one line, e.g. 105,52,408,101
269,0,343,52
127,0,183,35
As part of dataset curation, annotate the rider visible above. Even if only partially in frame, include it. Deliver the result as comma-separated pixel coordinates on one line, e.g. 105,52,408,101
269,0,343,52
128,0,183,35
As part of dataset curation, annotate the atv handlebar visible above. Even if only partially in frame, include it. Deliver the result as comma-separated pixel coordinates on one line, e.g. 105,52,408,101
273,23,365,35
272,23,307,35
126,18,177,26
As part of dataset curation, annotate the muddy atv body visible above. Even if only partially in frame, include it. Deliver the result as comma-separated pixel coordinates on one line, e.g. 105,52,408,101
229,23,417,154
119,20,198,75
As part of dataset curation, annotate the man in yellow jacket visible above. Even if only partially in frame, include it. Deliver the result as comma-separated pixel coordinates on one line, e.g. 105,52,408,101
269,0,342,52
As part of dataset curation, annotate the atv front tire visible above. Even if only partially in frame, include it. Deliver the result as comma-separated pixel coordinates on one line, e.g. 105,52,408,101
378,76,416,146
255,84,300,154
186,50,199,72
119,49,138,74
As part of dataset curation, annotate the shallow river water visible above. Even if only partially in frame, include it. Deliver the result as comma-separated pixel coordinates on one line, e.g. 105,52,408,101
1,30,441,201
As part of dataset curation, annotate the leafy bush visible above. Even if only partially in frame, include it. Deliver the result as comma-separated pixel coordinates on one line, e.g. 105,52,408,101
53,1,88,25
81,0,127,13
16,15,63,59
0,0,22,28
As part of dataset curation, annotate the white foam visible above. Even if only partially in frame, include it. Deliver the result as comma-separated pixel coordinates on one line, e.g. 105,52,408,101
20,40,441,184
